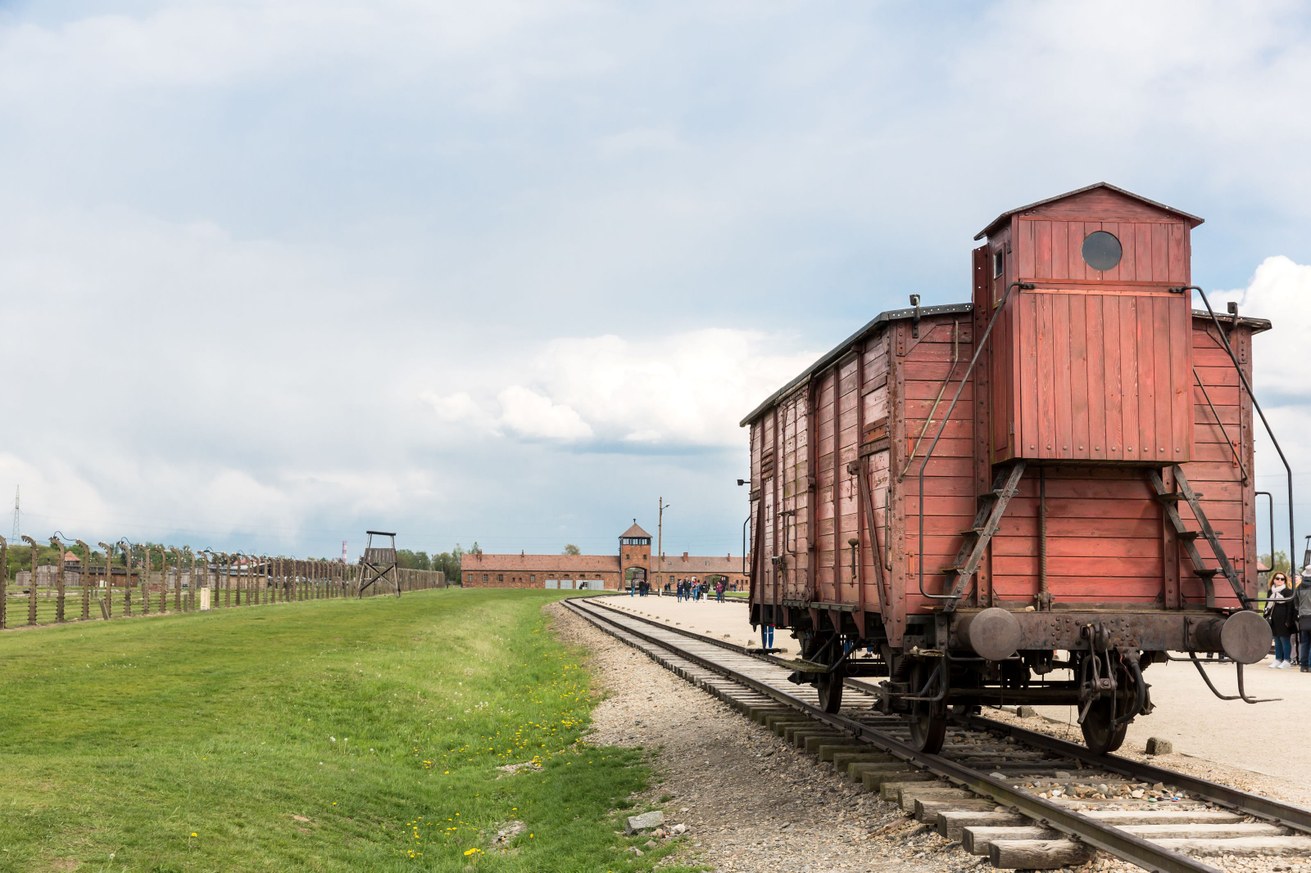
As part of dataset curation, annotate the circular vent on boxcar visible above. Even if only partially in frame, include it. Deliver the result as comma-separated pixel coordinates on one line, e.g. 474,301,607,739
1082,230,1122,271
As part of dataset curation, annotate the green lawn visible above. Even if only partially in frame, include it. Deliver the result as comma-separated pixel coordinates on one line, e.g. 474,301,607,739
0,589,691,872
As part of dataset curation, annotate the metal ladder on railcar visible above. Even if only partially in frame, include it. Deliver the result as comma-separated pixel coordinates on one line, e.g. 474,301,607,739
1146,465,1248,609
940,460,1027,613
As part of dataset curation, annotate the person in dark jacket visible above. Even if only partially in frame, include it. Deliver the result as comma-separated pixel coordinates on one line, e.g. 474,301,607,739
1295,570,1311,672
1265,573,1297,668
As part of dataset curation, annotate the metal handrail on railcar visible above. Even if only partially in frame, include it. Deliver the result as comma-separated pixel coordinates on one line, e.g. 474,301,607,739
911,280,1033,605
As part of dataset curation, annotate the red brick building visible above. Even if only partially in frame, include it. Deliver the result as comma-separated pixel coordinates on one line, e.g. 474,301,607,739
460,521,747,591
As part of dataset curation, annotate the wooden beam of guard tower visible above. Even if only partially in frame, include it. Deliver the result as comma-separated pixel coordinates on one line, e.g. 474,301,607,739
357,530,401,597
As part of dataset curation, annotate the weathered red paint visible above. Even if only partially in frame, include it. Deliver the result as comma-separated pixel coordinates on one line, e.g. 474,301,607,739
743,184,1265,651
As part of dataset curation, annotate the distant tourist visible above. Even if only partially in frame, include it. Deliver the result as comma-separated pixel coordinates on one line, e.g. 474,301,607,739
1265,572,1296,668
1295,570,1311,672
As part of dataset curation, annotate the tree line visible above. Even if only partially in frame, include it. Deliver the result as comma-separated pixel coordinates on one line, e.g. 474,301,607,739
395,544,479,583
4,541,189,581
6,541,481,583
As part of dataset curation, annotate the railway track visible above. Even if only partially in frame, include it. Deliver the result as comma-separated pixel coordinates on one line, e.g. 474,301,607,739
563,595,1311,872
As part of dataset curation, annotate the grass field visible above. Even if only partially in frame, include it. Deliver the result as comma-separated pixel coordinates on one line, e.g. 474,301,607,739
2,590,183,626
0,589,693,872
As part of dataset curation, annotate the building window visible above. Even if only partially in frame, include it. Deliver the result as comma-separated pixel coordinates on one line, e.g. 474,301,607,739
530,574,536,583
483,574,489,582
497,574,504,582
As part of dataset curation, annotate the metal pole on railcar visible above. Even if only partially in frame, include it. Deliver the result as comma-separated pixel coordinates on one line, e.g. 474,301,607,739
1177,285,1297,585
911,280,1033,607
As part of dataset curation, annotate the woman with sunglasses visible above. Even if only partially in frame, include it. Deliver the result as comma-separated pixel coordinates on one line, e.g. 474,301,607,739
1265,572,1297,668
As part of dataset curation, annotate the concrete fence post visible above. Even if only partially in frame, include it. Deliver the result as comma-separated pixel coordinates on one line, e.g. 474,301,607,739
50,534,67,624
0,535,8,629
20,535,38,625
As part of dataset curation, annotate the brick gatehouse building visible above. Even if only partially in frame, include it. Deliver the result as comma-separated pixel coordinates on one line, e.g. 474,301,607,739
460,521,748,591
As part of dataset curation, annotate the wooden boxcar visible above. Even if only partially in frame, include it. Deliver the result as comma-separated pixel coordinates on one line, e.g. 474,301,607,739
742,183,1273,753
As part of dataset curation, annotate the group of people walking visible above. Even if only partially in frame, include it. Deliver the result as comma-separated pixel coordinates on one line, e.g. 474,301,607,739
673,577,728,602
1264,569,1311,671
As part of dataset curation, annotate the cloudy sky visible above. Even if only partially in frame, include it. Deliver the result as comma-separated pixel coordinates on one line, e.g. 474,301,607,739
2,1,1310,564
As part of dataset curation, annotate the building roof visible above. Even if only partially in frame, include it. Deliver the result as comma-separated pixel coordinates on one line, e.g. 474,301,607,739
620,521,652,539
459,549,749,577
461,553,619,574
740,303,974,427
653,553,745,576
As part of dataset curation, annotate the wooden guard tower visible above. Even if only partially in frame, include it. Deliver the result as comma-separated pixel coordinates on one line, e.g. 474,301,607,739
357,530,400,597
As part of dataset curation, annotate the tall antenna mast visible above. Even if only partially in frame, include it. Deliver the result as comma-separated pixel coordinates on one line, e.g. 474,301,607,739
11,486,18,541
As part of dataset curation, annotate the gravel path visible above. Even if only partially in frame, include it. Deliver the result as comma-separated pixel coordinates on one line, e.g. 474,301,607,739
550,601,1311,873
550,603,978,872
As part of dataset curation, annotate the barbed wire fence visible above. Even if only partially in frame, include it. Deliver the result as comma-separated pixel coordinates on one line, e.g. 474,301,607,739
0,534,447,631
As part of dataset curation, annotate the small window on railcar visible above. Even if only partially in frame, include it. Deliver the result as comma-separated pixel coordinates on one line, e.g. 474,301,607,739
992,248,1004,278
1082,230,1122,271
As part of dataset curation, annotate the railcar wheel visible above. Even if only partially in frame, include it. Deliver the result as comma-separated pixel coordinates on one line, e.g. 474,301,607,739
817,671,844,713
907,661,947,754
1081,697,1128,755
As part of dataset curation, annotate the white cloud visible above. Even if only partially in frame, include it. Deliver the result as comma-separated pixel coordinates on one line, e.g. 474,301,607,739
1212,256,1311,399
0,454,113,539
422,391,492,427
496,385,593,442
423,328,815,450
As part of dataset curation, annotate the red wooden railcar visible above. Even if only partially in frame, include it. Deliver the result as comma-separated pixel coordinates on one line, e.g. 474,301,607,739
742,183,1272,753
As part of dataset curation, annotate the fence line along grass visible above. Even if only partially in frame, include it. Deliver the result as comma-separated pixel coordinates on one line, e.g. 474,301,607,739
2,555,446,630
0,589,693,872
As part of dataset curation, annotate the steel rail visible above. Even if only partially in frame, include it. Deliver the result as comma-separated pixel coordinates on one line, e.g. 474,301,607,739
968,714,1311,834
566,597,1254,873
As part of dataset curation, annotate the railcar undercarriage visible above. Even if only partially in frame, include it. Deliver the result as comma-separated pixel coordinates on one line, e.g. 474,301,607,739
773,607,1271,755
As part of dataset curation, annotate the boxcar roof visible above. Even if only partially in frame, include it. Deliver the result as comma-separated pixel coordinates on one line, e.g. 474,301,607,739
739,303,1271,428
739,302,972,426
974,182,1205,241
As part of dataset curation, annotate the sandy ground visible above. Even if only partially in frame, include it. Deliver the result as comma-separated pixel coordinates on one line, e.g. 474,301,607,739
600,592,1311,808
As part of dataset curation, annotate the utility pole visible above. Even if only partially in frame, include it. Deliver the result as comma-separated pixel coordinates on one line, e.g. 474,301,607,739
657,496,671,578
11,486,19,542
